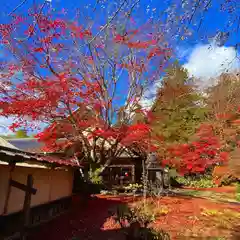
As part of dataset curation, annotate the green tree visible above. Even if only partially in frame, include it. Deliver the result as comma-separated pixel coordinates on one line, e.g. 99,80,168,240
15,129,28,138
150,62,207,144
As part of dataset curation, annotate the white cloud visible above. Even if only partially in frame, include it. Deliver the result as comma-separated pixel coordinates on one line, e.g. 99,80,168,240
0,117,14,136
124,80,161,121
184,43,240,88
140,81,162,110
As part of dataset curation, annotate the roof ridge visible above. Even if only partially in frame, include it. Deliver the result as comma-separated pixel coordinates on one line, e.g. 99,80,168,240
8,138,38,140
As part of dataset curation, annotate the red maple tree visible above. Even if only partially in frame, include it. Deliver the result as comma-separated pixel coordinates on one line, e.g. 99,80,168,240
0,3,171,170
0,3,233,177
161,124,229,175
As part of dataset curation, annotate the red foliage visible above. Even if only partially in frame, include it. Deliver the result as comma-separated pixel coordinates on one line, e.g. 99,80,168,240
68,23,92,39
0,7,175,164
113,34,129,43
26,25,35,36
147,47,169,60
0,23,13,38
127,40,157,49
33,47,44,53
215,113,233,120
120,62,145,73
162,124,229,175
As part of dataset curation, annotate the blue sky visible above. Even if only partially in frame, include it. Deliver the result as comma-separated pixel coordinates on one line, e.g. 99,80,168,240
0,0,239,135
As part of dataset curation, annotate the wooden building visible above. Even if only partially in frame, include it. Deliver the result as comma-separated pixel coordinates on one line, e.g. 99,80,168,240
0,138,81,239
101,151,170,191
101,154,142,188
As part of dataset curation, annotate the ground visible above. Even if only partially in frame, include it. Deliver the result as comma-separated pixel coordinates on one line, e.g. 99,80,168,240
29,187,240,240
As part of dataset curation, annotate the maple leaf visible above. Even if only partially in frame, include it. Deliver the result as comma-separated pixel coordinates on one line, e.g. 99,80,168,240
33,47,44,53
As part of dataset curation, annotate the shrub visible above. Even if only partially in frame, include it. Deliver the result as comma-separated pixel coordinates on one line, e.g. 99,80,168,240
126,227,170,240
124,183,143,193
176,176,216,188
89,168,103,184
112,201,170,239
75,172,104,195
113,203,155,228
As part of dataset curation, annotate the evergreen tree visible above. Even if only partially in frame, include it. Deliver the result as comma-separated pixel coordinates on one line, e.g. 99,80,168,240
150,62,207,144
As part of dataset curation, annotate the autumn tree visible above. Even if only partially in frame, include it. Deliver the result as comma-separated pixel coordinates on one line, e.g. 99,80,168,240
128,63,223,176
150,63,207,144
139,63,230,176
0,2,172,172
206,73,240,113
160,72,240,176
205,72,240,178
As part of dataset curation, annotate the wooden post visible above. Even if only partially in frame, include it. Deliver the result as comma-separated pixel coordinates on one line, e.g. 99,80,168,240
22,174,34,240
119,168,123,186
4,172,37,240
160,171,164,192
110,167,112,182
168,171,171,191
131,165,135,183
23,175,33,225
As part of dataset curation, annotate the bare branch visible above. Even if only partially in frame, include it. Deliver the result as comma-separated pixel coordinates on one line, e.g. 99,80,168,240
8,0,28,16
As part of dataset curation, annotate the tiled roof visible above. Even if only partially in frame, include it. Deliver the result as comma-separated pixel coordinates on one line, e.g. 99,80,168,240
0,137,18,149
8,138,44,153
0,141,81,168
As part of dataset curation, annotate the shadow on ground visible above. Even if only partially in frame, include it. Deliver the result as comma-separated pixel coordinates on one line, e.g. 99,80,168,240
28,196,128,240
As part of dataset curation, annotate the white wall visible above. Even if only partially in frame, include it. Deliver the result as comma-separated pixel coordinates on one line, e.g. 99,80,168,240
0,164,74,215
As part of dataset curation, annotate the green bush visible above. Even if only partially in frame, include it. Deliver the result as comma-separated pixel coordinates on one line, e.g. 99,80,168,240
89,167,103,184
74,171,104,195
176,176,216,188
124,183,143,193
113,202,158,228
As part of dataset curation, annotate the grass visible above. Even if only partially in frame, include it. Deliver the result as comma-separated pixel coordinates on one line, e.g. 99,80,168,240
200,208,240,233
236,183,240,202
175,207,240,239
174,188,239,204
